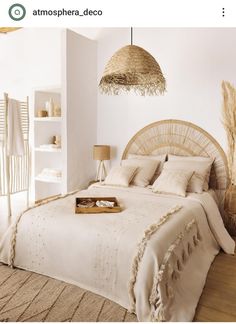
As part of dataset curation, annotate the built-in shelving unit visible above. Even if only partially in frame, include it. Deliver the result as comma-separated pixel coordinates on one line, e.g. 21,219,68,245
31,30,97,202
33,88,62,201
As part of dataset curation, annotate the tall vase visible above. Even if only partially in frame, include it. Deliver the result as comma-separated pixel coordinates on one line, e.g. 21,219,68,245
45,98,54,117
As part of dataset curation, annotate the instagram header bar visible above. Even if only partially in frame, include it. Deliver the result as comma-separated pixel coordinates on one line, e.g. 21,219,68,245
0,0,236,27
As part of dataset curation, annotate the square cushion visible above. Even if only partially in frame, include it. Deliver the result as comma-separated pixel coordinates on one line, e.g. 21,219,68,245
168,155,213,191
152,169,194,197
104,165,137,187
122,158,160,187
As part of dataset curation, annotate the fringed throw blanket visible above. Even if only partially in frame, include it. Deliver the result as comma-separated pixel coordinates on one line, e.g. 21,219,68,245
0,185,234,322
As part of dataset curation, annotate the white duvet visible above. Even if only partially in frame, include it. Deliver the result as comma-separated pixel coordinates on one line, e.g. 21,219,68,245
0,184,234,321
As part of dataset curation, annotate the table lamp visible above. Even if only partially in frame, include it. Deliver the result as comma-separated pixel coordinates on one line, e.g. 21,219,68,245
93,145,110,182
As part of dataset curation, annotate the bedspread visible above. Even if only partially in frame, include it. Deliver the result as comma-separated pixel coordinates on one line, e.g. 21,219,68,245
0,185,234,321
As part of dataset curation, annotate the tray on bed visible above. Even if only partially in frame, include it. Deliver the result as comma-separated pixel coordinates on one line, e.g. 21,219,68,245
75,197,122,214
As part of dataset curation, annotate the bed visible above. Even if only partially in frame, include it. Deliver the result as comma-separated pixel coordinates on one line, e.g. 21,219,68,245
0,119,235,322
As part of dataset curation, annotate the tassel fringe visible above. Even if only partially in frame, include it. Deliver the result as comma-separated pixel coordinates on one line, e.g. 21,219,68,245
128,205,182,313
149,219,202,322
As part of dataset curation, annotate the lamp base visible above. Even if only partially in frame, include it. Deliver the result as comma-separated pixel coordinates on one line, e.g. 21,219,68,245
95,160,107,182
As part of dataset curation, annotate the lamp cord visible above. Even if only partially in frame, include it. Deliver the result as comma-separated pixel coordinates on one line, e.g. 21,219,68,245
131,27,133,45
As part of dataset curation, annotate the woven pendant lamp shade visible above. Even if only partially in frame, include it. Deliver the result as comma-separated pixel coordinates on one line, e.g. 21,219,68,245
0,28,21,33
99,44,166,96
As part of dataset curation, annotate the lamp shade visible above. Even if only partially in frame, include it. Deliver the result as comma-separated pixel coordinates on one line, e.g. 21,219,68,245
0,28,21,33
99,45,166,96
93,145,110,161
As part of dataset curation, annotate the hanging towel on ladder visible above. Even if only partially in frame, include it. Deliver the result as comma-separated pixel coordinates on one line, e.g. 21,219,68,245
7,98,25,156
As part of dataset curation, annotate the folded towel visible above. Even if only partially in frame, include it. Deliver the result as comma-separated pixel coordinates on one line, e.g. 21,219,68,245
7,98,25,156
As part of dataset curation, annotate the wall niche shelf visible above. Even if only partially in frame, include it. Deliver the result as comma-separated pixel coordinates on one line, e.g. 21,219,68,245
34,147,62,153
35,176,62,184
33,87,62,201
34,117,62,122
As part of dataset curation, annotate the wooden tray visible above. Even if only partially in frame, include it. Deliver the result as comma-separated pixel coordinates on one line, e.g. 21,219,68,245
75,197,122,214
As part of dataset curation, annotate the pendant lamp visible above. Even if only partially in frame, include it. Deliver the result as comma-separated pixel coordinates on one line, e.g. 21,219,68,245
0,28,21,33
99,28,166,96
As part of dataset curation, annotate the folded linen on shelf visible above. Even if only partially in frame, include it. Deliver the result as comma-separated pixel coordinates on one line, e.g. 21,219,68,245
38,168,62,180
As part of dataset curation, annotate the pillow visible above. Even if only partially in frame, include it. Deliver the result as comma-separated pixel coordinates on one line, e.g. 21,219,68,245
152,169,194,197
127,154,166,183
122,158,160,187
164,160,212,193
104,165,137,187
168,155,214,191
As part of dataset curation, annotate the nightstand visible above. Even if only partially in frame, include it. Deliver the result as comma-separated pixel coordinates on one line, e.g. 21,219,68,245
88,180,99,187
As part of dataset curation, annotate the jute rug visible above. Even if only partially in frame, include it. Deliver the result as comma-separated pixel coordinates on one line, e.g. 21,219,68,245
1,246,236,322
0,264,137,322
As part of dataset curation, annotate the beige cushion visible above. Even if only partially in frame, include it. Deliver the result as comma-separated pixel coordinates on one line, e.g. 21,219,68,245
152,169,194,197
168,155,213,191
122,159,160,187
127,154,166,183
164,160,212,193
104,165,137,187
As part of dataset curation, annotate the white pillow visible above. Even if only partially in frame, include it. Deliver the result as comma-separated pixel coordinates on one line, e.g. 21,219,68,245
127,153,166,183
164,160,212,193
104,165,137,187
152,169,194,197
168,155,213,191
122,159,160,187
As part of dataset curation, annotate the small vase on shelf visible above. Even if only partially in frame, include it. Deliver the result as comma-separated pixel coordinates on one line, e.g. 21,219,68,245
45,98,54,117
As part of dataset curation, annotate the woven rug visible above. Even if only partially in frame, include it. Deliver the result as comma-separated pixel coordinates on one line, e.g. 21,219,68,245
0,264,137,322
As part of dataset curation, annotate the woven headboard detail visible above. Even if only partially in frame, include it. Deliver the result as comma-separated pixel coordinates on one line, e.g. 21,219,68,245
122,119,229,190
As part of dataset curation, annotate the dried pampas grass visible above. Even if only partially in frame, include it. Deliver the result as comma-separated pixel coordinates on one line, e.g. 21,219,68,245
222,81,236,184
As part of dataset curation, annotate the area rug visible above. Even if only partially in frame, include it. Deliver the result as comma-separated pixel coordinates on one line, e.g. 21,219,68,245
0,264,137,322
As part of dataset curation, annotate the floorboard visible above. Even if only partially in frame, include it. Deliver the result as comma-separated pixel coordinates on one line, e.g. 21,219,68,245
194,240,236,321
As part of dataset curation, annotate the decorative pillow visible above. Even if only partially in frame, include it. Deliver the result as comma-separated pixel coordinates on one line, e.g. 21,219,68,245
164,160,212,193
152,169,194,197
104,165,137,187
122,159,160,187
127,154,166,183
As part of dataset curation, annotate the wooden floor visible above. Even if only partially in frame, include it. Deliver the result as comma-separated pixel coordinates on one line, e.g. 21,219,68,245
0,247,235,322
194,250,236,321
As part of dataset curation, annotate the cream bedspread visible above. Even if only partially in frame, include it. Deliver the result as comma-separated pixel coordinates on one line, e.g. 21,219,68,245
0,185,234,321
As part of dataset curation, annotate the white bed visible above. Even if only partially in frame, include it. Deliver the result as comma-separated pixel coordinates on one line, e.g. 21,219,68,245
0,120,235,321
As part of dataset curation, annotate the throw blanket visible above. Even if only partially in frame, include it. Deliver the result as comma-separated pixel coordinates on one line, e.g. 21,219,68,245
0,185,234,321
7,98,24,156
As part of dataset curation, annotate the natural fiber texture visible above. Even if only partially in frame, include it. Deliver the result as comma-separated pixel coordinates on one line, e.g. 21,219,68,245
0,28,21,33
224,184,236,235
99,45,166,96
221,82,236,236
222,81,236,184
0,263,137,322
128,205,182,313
122,119,229,191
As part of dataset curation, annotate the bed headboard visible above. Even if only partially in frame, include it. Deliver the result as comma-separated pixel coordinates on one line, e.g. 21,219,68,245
122,119,229,190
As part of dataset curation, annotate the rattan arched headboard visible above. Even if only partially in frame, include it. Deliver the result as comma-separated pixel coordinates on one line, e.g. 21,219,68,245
122,119,229,190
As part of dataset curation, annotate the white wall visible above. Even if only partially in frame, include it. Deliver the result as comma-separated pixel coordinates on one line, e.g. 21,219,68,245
0,28,62,99
0,28,62,211
0,28,97,200
62,29,97,191
97,28,236,164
